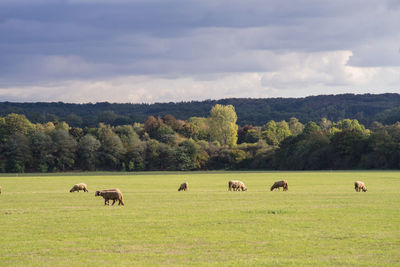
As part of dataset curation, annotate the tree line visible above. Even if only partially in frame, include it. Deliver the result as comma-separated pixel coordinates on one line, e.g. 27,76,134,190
1,93,400,127
1,104,400,173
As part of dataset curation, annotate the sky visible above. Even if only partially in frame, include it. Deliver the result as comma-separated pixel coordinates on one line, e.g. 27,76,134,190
0,0,399,103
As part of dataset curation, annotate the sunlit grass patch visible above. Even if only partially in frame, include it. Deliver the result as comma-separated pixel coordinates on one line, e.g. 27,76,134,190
0,171,399,266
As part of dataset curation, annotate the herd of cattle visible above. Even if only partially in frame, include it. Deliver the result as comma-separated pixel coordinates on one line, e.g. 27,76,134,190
0,180,368,206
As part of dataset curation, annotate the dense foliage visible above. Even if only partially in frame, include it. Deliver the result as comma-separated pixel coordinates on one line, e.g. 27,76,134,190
1,102,400,172
1,93,400,127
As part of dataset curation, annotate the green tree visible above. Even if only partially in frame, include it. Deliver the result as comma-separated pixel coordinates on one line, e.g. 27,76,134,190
116,124,144,170
42,122,56,134
262,129,279,146
194,150,209,169
3,133,32,172
176,139,199,170
69,127,84,140
1,113,34,139
186,117,209,140
302,122,321,135
158,143,178,170
336,119,366,132
244,129,260,143
262,120,290,145
274,130,330,170
319,117,333,132
66,113,83,127
30,131,54,172
98,110,118,125
209,104,238,147
52,129,77,171
288,117,304,136
276,121,291,142
78,134,101,171
154,125,175,142
229,149,247,168
97,129,125,170
330,128,369,169
0,117,6,142
145,139,160,170
55,121,70,132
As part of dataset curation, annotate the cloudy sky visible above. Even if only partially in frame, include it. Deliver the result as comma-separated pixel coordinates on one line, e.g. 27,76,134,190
0,0,399,103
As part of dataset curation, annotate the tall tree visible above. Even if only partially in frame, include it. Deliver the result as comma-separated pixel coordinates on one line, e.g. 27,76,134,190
209,104,238,147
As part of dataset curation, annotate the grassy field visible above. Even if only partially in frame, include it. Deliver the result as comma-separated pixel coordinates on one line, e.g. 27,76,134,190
0,171,399,266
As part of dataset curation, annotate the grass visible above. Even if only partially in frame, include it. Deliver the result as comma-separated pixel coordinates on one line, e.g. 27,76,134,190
0,171,399,266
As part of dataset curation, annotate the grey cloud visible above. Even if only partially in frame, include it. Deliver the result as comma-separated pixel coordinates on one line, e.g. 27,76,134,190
0,0,399,92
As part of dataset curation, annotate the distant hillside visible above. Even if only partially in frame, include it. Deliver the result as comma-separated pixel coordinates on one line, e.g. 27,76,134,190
0,93,399,127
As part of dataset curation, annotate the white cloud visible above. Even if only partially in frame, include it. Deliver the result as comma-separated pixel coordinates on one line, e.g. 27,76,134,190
1,50,398,103
261,50,378,89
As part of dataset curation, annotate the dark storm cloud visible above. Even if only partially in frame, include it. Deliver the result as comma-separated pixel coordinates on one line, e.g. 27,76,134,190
0,0,399,101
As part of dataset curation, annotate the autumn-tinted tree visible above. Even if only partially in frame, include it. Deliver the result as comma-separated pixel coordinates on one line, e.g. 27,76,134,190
237,125,254,144
1,113,34,139
186,117,209,140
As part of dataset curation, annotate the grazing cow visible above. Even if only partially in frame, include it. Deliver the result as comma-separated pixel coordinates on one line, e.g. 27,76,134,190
270,180,288,191
95,189,125,205
354,181,367,192
70,183,88,192
178,182,189,191
228,180,247,191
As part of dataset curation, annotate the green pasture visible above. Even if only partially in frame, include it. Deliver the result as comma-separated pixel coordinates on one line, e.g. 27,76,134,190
0,171,399,266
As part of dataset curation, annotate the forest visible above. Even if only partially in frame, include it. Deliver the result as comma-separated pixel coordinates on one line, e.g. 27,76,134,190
1,93,400,127
1,101,399,173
